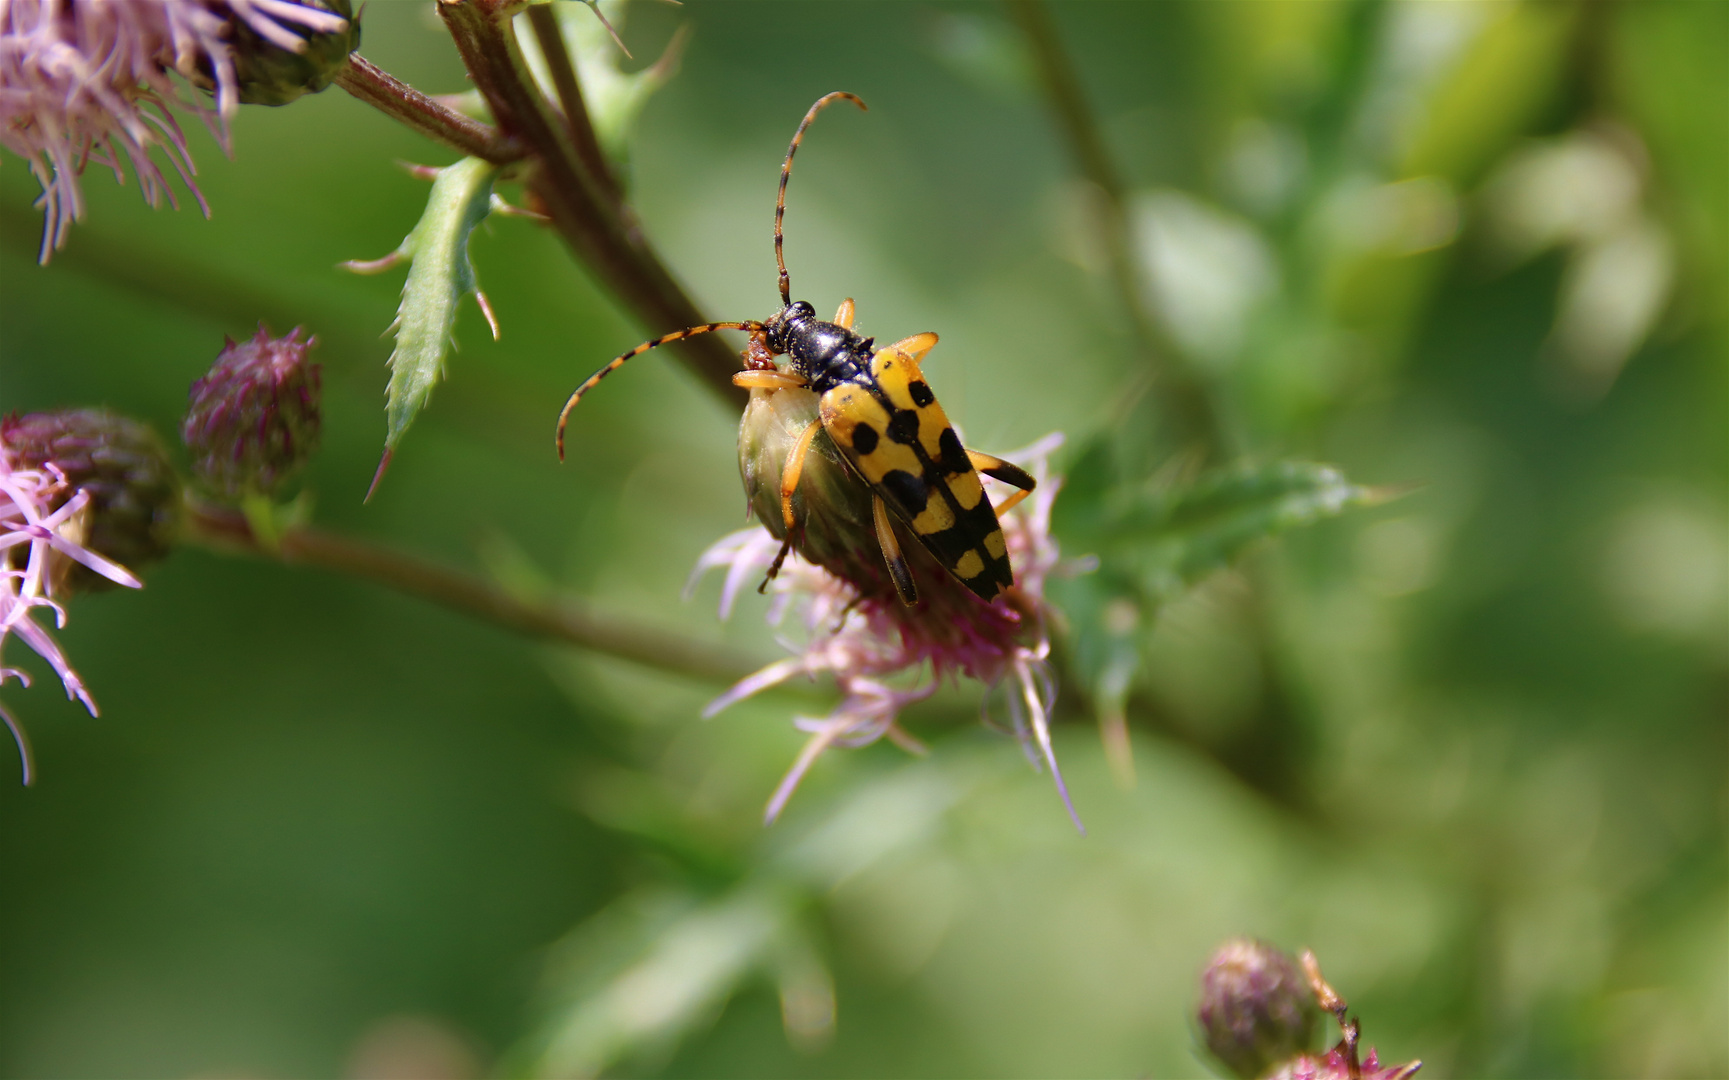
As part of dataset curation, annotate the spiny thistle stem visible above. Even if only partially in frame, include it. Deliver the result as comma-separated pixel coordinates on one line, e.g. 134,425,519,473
334,53,527,164
523,3,623,209
182,502,763,686
437,0,743,407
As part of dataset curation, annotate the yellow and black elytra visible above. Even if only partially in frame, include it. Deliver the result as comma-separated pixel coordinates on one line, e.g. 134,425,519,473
556,92,1035,606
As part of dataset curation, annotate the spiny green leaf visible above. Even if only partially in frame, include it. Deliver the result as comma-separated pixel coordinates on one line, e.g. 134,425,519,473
1105,460,1382,597
1054,443,1389,729
345,157,499,465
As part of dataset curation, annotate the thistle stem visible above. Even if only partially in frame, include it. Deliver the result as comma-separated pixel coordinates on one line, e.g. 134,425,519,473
1007,0,1227,461
183,503,762,686
438,0,743,407
524,4,624,208
334,53,526,164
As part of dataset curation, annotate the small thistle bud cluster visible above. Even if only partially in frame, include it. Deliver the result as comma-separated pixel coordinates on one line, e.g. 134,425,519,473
1196,940,1421,1080
0,410,180,592
1198,938,1319,1078
183,326,323,501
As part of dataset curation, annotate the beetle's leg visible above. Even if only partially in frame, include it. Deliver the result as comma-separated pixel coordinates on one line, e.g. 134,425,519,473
734,370,809,391
780,420,823,533
968,450,1037,514
873,493,919,606
757,539,793,594
834,298,855,329
756,419,821,595
887,332,938,364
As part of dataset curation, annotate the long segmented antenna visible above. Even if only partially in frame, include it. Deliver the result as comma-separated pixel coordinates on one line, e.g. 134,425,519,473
556,321,764,459
776,91,867,306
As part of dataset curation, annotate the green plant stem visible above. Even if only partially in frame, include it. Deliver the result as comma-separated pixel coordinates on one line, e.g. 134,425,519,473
439,0,744,408
524,4,625,209
1006,0,1227,462
183,502,763,686
334,53,526,164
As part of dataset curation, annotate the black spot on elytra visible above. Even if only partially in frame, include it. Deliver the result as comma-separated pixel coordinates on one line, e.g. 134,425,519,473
908,380,935,407
850,421,878,455
881,469,927,511
886,409,920,445
967,497,1002,534
937,427,970,474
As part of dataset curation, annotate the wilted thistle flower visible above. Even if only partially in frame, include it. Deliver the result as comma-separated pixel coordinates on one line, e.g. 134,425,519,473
1197,938,1319,1079
0,0,354,260
1,410,170,783
183,324,321,500
695,381,1080,827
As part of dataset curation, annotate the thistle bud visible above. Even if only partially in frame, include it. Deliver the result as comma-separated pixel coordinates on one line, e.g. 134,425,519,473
200,0,359,107
739,385,876,578
0,410,180,591
183,326,323,501
1197,938,1319,1079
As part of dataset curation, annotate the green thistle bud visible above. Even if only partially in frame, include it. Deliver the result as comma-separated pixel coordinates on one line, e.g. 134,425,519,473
0,410,180,591
183,326,323,501
212,0,359,107
1197,938,1319,1079
739,385,875,574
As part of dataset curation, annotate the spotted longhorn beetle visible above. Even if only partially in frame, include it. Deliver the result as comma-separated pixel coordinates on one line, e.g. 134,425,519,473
556,92,1036,606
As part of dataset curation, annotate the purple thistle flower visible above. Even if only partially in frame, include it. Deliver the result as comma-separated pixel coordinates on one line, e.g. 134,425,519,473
0,447,143,784
0,0,351,260
692,433,1087,829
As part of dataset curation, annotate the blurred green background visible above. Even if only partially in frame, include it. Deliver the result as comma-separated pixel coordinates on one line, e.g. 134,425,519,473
2,1,1723,1077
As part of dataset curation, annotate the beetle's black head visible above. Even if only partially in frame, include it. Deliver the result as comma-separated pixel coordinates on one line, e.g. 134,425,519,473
763,300,816,355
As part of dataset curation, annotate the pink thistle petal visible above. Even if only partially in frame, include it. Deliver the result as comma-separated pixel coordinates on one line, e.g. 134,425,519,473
764,713,857,824
0,700,34,786
1,445,148,778
702,657,806,719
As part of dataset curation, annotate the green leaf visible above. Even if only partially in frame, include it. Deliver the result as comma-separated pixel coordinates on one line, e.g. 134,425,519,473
1101,460,1381,597
522,884,797,1078
344,157,500,465
508,757,976,1077
1053,441,1388,729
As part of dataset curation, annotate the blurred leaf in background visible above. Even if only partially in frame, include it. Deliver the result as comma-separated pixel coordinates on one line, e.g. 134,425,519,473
1,2,1723,1078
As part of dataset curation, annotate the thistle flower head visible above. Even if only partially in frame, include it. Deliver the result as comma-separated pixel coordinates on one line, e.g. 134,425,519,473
1,409,179,588
210,0,356,108
0,0,353,260
183,324,322,500
1,411,160,783
1198,941,1423,1080
694,428,1083,828
1197,938,1320,1079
